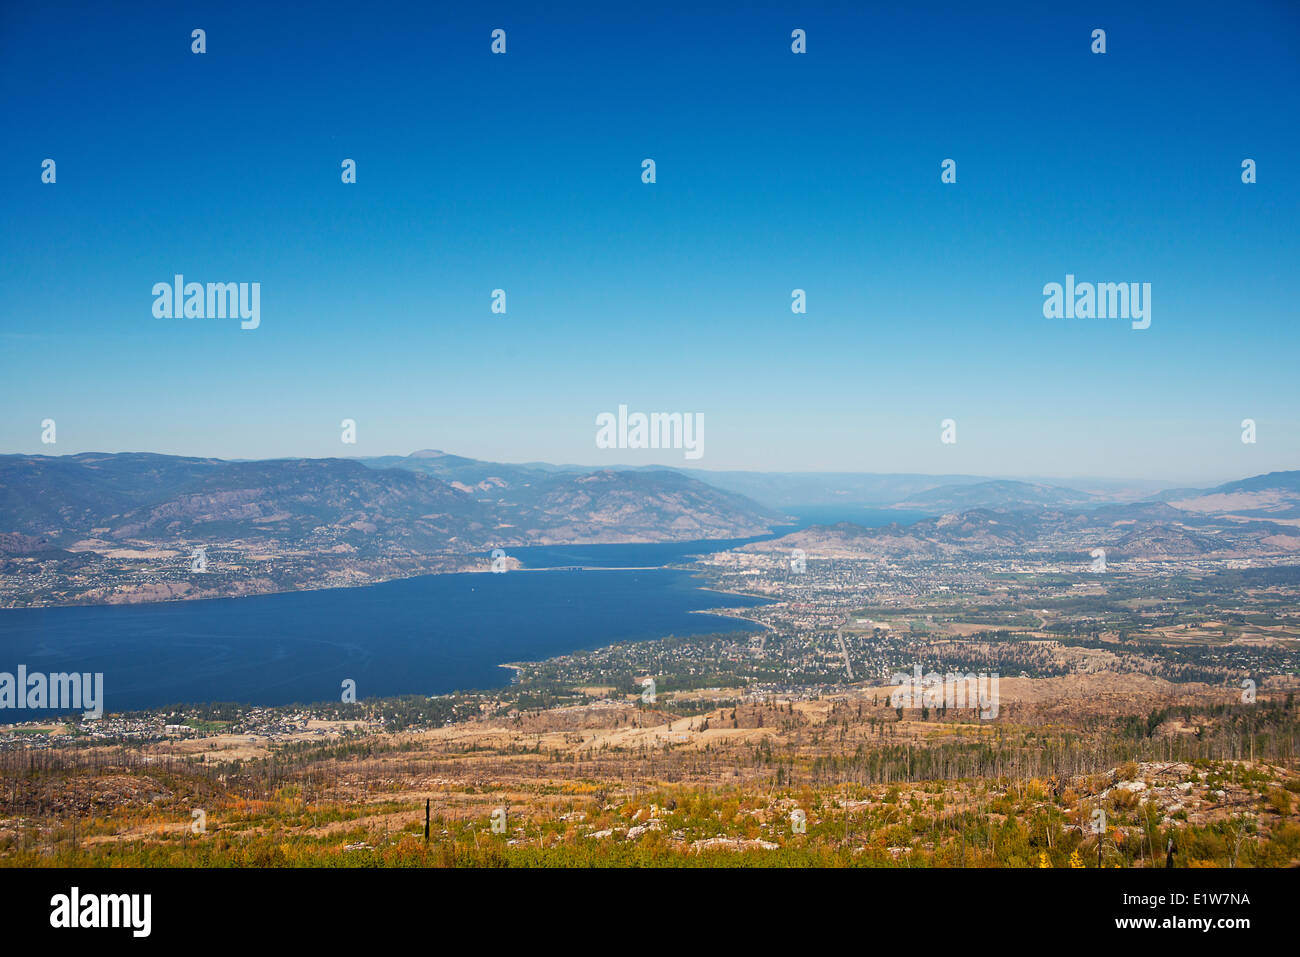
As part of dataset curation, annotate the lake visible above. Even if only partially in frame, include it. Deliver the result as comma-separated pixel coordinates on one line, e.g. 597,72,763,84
0,507,930,718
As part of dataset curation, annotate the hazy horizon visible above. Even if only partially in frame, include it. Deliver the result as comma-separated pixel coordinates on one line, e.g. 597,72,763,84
1,444,1259,492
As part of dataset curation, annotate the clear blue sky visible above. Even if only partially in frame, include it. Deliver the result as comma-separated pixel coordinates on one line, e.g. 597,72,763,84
2,0,1296,484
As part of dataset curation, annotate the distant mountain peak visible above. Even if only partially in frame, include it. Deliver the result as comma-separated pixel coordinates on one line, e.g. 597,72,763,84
1167,470,1300,521
1215,470,1300,494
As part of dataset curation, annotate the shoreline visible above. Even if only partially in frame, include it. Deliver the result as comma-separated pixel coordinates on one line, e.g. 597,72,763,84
1,531,789,612
0,552,775,716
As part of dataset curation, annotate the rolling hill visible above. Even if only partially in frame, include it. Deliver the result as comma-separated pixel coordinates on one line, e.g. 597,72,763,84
0,452,784,551
896,480,1097,512
1167,470,1300,520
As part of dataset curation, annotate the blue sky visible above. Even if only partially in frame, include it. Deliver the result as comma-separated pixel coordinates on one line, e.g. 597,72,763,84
2,0,1297,483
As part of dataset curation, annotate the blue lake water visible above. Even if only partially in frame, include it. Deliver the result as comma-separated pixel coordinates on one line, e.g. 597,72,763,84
0,508,930,718
0,568,771,717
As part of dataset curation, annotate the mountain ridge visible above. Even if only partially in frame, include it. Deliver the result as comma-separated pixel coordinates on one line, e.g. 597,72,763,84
0,452,783,550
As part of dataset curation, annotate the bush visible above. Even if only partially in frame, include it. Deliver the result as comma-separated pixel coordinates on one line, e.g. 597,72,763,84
1267,787,1292,816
